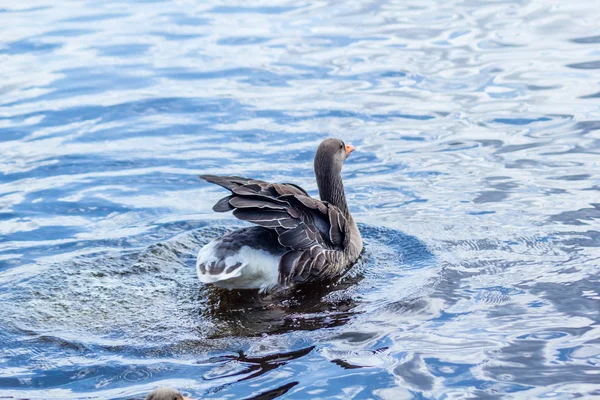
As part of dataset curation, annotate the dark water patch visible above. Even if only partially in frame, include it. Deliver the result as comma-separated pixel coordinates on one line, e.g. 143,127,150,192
0,6,52,13
574,120,600,133
468,210,495,215
566,60,600,69
473,190,509,204
548,174,591,181
556,230,600,248
0,39,61,55
526,84,561,91
244,381,299,399
218,37,270,46
61,13,130,23
570,35,600,44
580,92,600,99
150,31,205,41
492,117,551,125
0,128,29,142
95,44,151,57
549,204,600,226
163,13,211,26
42,29,96,37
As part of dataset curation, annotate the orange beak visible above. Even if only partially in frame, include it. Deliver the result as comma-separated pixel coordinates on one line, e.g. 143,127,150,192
345,143,355,157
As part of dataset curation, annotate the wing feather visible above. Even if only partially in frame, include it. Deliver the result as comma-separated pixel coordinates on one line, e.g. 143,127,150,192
213,195,235,212
228,197,287,210
328,206,346,248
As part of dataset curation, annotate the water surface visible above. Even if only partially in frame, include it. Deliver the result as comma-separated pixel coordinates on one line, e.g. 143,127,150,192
0,0,599,399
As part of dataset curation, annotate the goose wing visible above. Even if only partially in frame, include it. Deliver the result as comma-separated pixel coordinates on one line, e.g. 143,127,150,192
200,174,348,285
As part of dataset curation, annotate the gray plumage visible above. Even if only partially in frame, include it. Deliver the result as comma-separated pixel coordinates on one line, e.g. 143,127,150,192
198,138,363,288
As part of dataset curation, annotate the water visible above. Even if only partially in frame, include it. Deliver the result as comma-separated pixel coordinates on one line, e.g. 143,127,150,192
0,0,599,398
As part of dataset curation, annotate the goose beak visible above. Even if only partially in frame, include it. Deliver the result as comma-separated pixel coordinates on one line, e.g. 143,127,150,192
345,144,355,157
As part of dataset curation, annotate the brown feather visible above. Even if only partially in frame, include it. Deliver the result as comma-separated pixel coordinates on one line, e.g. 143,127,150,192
278,225,315,248
279,250,303,283
213,195,234,212
228,197,286,210
328,208,345,248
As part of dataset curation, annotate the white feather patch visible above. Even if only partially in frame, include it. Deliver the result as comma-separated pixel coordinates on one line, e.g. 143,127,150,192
196,240,280,291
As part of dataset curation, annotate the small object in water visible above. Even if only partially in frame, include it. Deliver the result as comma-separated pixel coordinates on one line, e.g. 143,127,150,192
146,386,190,400
196,138,363,292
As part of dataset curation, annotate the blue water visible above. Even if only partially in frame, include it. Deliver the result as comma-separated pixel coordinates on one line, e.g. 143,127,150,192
1,1,599,399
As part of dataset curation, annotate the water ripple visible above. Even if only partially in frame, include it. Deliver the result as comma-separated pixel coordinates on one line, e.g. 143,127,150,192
1,0,599,398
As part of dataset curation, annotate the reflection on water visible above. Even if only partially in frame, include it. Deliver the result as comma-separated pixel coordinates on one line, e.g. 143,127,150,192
1,0,599,398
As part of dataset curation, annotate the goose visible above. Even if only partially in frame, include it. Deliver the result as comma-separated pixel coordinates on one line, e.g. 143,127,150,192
146,387,190,400
196,138,363,292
